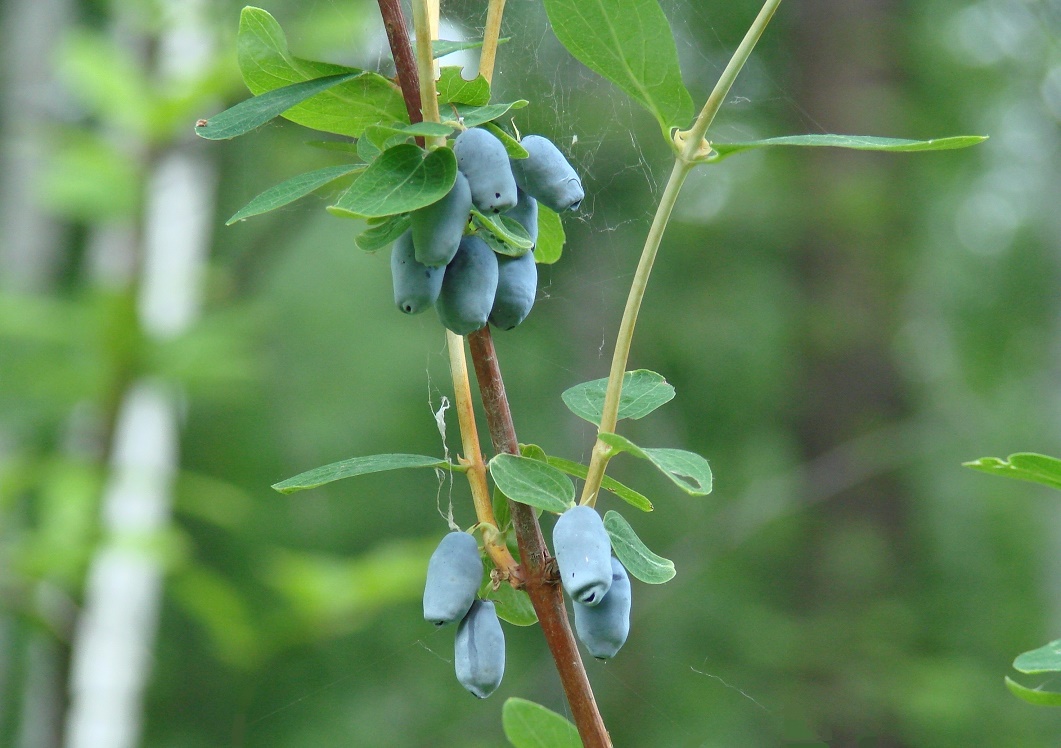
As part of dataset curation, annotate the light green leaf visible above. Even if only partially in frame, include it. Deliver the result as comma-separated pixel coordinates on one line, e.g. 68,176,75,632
534,206,565,265
432,38,510,59
237,7,407,137
503,698,581,748
546,455,652,512
599,433,712,495
437,66,491,106
484,123,529,159
562,369,675,424
603,510,674,583
472,210,534,255
369,121,455,139
1014,640,1061,674
226,165,362,224
709,134,989,162
355,214,410,252
448,100,529,129
488,454,574,513
329,144,456,219
964,453,1061,492
272,454,457,494
489,583,538,626
305,140,360,154
1005,677,1061,707
542,0,693,133
519,444,549,463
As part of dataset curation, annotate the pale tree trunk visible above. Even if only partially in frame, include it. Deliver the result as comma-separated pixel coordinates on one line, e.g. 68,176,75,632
63,2,217,746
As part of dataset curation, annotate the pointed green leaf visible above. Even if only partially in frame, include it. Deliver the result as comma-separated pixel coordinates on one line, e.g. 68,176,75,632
368,121,456,139
489,583,538,626
503,698,581,748
488,454,574,513
562,369,675,424
355,213,410,252
519,444,549,463
1005,677,1061,707
492,485,512,533
1014,640,1061,674
603,510,675,583
448,100,529,129
542,0,693,133
437,66,491,106
226,164,363,224
432,38,510,59
964,453,1061,492
534,205,565,265
305,140,361,154
237,7,407,137
328,144,456,219
709,134,988,162
472,210,533,255
272,454,456,494
599,432,712,495
546,455,652,512
483,123,529,159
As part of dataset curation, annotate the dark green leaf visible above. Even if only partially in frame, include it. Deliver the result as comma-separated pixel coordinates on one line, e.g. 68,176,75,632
543,0,693,133
1005,677,1061,707
534,206,565,265
964,453,1061,492
272,454,456,494
226,165,362,224
1014,640,1061,674
489,583,538,626
488,454,574,513
709,134,989,162
449,100,529,128
329,144,456,219
355,214,410,252
472,210,533,255
546,455,652,512
562,369,675,424
237,7,407,137
603,510,675,583
437,66,491,106
492,485,512,533
432,38,510,58
600,432,712,495
503,698,581,748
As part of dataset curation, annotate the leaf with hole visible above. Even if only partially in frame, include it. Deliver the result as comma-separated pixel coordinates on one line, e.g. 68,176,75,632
603,510,674,583
562,369,675,424
503,698,581,748
599,432,712,495
237,7,407,137
328,144,456,219
488,454,574,513
542,0,692,135
272,454,457,494
708,134,988,162
226,165,362,224
964,453,1061,492
437,66,491,106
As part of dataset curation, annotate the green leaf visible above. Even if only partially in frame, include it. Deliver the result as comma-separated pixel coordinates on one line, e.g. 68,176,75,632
488,454,574,513
272,454,456,494
709,134,989,162
534,206,565,265
1014,640,1061,674
603,510,675,583
472,210,534,255
432,38,510,59
492,485,512,533
542,0,693,133
437,66,491,106
226,165,363,224
519,444,549,463
489,583,538,626
448,100,529,129
964,453,1061,492
369,121,456,139
237,7,407,138
329,144,456,219
355,214,410,252
484,122,529,159
1005,677,1061,707
599,433,712,495
305,140,360,154
562,369,675,424
503,698,581,748
546,455,652,512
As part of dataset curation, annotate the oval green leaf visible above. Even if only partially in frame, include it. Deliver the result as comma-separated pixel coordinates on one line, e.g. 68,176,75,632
448,100,529,129
437,66,491,106
546,455,652,512
489,583,538,627
542,0,693,133
603,510,675,584
329,144,456,219
503,698,581,748
1005,676,1061,707
1014,639,1061,674
272,454,456,494
226,164,363,224
599,432,712,496
472,210,534,254
964,453,1061,492
488,454,574,513
562,369,675,424
355,213,411,252
534,205,565,265
709,134,988,162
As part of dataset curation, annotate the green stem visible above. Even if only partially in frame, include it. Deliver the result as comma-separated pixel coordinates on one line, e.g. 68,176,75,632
578,0,784,506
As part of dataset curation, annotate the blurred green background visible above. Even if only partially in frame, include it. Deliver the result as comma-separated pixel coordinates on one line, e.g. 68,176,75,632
3,0,1061,745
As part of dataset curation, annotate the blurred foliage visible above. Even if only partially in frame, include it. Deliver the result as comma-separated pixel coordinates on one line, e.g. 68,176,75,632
3,0,1061,746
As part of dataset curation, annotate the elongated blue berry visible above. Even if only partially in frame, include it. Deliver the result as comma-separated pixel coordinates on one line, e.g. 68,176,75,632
391,231,444,314
574,557,631,659
454,600,505,698
510,135,584,212
453,128,517,213
506,188,539,247
489,250,537,331
552,505,612,606
411,172,472,266
436,235,499,335
423,531,483,626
